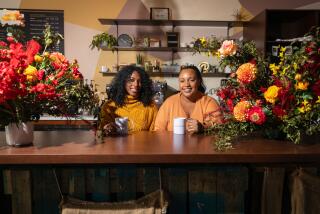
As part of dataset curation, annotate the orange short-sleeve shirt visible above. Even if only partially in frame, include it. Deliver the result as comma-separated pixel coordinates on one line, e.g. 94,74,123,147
154,93,221,131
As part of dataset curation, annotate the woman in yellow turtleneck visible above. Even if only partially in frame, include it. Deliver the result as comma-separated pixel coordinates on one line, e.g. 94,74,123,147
99,65,158,135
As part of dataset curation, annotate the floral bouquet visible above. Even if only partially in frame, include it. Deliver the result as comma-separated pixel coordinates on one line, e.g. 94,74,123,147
0,9,98,128
192,28,320,150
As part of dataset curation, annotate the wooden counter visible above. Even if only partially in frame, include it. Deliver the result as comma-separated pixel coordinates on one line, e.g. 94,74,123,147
0,130,319,165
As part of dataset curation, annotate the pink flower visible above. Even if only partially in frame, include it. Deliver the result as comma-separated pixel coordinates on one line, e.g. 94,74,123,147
248,106,266,125
218,40,237,57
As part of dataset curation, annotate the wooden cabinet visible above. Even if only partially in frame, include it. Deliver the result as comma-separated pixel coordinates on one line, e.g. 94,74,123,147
244,9,320,57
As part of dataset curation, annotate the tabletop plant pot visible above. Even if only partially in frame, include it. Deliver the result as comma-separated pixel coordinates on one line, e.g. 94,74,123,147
5,122,34,146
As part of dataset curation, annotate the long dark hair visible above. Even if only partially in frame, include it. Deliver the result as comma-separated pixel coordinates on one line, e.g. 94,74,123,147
108,65,154,106
179,65,206,93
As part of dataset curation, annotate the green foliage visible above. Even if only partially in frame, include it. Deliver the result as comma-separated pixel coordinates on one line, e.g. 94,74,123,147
190,36,221,56
32,23,64,53
89,32,117,51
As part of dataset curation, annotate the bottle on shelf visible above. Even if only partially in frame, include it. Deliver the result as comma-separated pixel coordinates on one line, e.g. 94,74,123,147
153,60,161,72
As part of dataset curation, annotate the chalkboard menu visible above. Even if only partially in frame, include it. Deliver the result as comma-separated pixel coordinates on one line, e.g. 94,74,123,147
0,9,64,53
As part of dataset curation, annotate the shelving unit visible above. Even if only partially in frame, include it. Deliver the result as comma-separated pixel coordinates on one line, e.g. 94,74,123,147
244,9,320,57
98,19,246,37
98,18,246,77
101,47,190,52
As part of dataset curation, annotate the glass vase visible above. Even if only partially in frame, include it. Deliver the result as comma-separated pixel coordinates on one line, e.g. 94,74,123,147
5,122,34,146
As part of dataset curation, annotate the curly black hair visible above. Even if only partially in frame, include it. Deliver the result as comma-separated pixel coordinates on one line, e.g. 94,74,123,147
179,65,206,93
108,65,154,106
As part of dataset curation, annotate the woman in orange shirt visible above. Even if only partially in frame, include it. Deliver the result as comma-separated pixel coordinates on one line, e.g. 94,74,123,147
154,65,222,134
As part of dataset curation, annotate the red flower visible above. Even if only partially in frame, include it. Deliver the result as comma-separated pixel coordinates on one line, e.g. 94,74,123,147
226,99,234,112
248,106,266,125
25,40,41,64
0,41,7,47
72,67,83,79
272,105,286,118
6,37,14,43
56,70,65,79
37,69,45,80
312,80,320,96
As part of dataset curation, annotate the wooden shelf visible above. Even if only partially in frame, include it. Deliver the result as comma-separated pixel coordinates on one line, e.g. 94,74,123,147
98,19,246,27
101,47,191,52
101,71,228,78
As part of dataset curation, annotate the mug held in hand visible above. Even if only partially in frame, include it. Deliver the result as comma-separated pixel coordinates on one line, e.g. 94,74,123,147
115,117,129,135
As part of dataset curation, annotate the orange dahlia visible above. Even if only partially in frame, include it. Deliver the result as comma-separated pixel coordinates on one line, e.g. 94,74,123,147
233,100,251,122
236,63,257,84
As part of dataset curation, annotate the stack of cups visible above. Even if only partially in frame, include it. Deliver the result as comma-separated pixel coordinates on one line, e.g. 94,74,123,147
173,117,186,134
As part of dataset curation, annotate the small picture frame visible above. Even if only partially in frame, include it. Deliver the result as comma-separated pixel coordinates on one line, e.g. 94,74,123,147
166,32,179,47
150,8,170,20
272,46,279,56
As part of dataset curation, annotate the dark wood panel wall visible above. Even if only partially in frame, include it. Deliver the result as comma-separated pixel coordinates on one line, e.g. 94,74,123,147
0,166,248,214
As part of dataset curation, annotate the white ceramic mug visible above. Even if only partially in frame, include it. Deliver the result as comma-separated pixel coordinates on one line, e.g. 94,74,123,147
173,117,186,134
115,117,128,135
101,65,108,73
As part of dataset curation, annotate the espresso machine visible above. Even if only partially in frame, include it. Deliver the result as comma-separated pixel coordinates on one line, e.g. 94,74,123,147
152,80,167,107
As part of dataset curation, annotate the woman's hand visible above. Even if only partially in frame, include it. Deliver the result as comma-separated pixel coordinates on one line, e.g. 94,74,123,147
186,118,203,134
203,109,223,128
103,122,118,136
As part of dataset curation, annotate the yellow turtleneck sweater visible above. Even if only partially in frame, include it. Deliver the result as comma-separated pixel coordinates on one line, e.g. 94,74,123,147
99,96,158,133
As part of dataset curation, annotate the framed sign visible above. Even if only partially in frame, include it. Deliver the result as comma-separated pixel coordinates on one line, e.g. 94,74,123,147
0,8,64,53
150,8,169,20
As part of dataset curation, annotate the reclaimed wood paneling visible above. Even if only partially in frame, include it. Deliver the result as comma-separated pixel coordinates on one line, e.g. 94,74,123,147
261,167,285,214
216,167,248,213
0,166,255,214
117,166,137,201
166,167,188,213
189,167,217,213
11,170,32,214
32,168,60,214
87,168,110,201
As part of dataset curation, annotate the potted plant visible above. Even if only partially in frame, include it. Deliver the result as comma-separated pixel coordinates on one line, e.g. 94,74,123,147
89,32,117,51
0,9,99,146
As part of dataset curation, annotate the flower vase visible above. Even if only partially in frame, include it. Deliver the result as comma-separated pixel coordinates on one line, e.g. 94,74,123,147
5,122,34,146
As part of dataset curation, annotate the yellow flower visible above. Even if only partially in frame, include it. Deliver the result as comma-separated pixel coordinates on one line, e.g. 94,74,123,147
280,65,290,76
302,100,309,106
233,100,251,122
43,52,50,57
295,81,309,90
316,96,320,104
298,106,305,113
264,85,281,104
298,103,311,113
279,51,284,58
24,65,37,81
34,54,43,63
200,37,206,45
293,62,298,71
294,74,302,81
298,100,311,113
269,63,280,75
